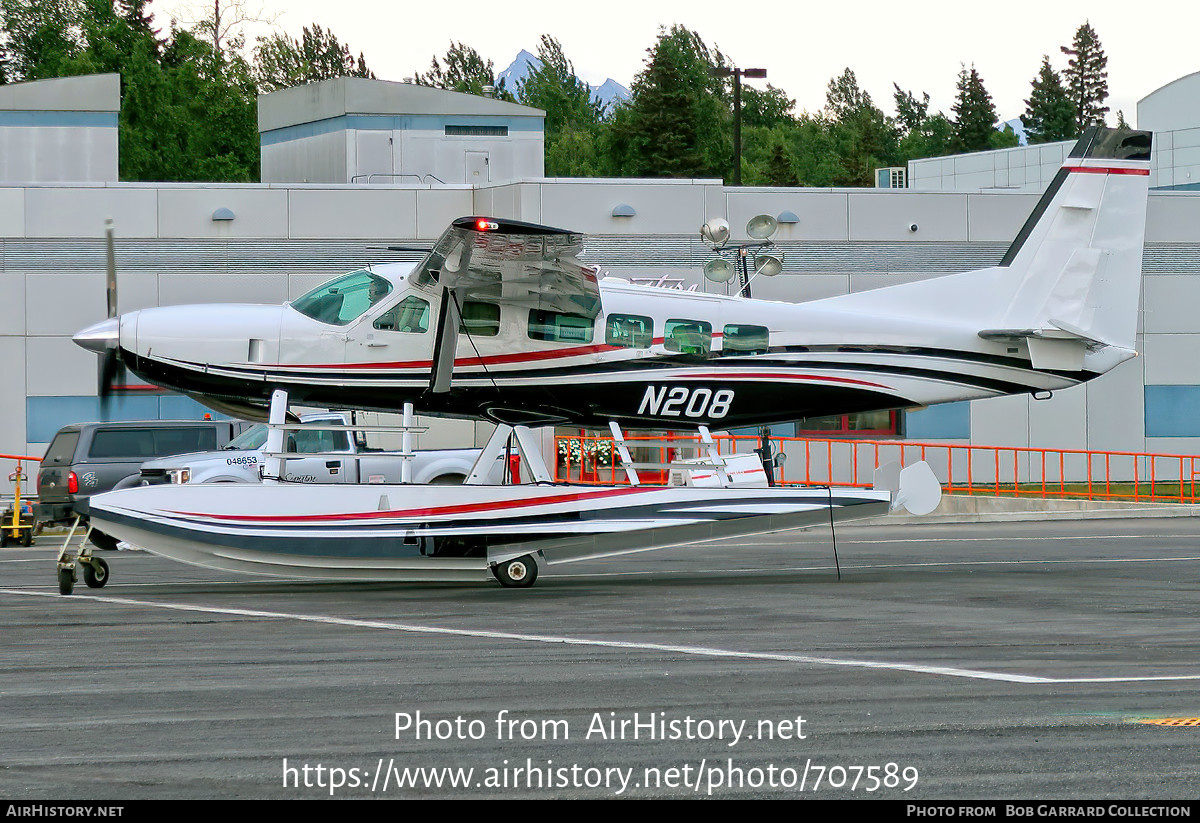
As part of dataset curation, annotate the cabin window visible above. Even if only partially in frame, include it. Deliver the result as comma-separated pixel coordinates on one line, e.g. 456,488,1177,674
374,296,430,333
605,314,653,349
528,309,595,343
292,271,392,326
664,319,712,358
459,301,501,337
722,324,770,356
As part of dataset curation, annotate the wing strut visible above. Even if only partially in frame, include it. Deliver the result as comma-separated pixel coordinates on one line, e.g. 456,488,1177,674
429,283,461,394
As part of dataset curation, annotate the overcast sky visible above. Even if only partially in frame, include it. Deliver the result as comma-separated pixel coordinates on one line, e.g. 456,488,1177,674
154,0,1199,126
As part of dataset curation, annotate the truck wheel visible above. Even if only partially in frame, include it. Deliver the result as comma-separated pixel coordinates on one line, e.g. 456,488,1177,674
20,528,33,547
430,474,466,485
83,557,110,588
492,554,539,588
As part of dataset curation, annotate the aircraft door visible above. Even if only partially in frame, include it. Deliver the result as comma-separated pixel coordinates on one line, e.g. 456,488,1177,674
282,426,351,484
349,293,435,365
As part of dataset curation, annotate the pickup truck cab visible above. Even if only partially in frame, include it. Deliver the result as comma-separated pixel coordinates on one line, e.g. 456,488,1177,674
138,412,489,486
35,419,246,550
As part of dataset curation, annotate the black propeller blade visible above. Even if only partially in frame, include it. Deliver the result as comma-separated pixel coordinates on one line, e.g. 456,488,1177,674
98,219,120,419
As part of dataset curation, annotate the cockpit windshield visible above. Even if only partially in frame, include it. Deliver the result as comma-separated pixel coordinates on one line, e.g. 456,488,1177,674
291,270,393,326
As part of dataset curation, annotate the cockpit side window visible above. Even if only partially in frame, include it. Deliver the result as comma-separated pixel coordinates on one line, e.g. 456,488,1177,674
292,271,392,326
374,295,431,333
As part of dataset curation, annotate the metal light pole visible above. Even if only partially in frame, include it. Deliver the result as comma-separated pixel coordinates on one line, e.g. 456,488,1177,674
710,66,767,186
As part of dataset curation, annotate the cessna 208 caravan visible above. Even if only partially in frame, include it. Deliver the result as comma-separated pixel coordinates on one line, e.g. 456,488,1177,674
66,127,1152,590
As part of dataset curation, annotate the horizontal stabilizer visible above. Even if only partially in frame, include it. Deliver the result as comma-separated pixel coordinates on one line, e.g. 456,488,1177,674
1027,336,1087,371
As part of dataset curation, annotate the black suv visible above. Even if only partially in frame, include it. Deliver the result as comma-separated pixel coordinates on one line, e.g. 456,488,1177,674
36,420,244,550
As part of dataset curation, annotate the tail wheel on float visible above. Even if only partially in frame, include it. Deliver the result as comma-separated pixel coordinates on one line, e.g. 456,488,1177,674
83,557,110,588
491,554,539,588
58,568,75,595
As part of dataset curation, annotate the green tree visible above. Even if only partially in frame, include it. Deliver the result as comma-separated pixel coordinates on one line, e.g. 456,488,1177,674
115,0,158,53
414,40,513,100
1061,22,1108,129
1021,55,1076,143
545,123,601,176
738,126,800,186
823,68,897,186
893,84,953,162
787,113,842,186
0,0,260,181
741,83,793,129
950,64,999,153
989,122,1020,150
517,35,603,175
601,25,730,179
0,0,85,79
253,22,374,92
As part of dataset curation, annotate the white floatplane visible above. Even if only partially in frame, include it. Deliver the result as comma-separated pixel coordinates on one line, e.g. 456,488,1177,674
65,127,1151,589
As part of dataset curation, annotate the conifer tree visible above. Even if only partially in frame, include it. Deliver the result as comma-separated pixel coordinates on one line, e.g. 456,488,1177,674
1021,55,1076,143
1061,22,1108,129
115,0,158,52
764,137,798,186
413,41,512,100
950,64,998,153
518,35,604,177
253,22,375,93
822,68,896,186
602,25,730,179
893,84,953,161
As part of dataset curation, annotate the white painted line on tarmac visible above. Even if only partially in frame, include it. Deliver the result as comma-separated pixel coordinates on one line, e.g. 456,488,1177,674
3,587,1199,686
555,554,1200,579
747,534,1197,546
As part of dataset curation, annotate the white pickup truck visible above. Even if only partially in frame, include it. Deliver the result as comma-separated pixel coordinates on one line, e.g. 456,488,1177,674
135,412,491,487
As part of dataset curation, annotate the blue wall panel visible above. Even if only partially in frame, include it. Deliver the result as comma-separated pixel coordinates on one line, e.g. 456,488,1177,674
904,401,971,440
1145,386,1200,436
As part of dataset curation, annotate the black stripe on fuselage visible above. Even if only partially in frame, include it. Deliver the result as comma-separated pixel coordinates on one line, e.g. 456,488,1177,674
95,494,879,558
157,341,1090,390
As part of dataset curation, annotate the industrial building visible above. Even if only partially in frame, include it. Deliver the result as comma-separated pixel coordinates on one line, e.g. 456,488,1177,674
2,72,1200,496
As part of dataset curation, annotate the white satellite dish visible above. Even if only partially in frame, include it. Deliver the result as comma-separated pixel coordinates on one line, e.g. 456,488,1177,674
746,214,778,241
702,257,735,283
753,252,784,277
700,218,730,248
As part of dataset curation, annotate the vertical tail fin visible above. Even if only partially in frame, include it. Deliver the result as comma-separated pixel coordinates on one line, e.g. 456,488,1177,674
986,127,1152,370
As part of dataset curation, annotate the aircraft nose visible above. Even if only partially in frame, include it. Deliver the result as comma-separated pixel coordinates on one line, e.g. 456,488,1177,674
73,317,120,353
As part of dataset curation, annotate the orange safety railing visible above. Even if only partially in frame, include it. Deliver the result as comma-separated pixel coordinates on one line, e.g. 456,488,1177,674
552,434,1200,505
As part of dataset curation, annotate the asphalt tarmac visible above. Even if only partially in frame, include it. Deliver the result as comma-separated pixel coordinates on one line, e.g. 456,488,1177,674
3,516,1199,799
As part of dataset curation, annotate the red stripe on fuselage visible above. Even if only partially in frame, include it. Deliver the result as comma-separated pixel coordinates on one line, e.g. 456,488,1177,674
681,372,890,388
169,486,654,523
1063,166,1150,176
